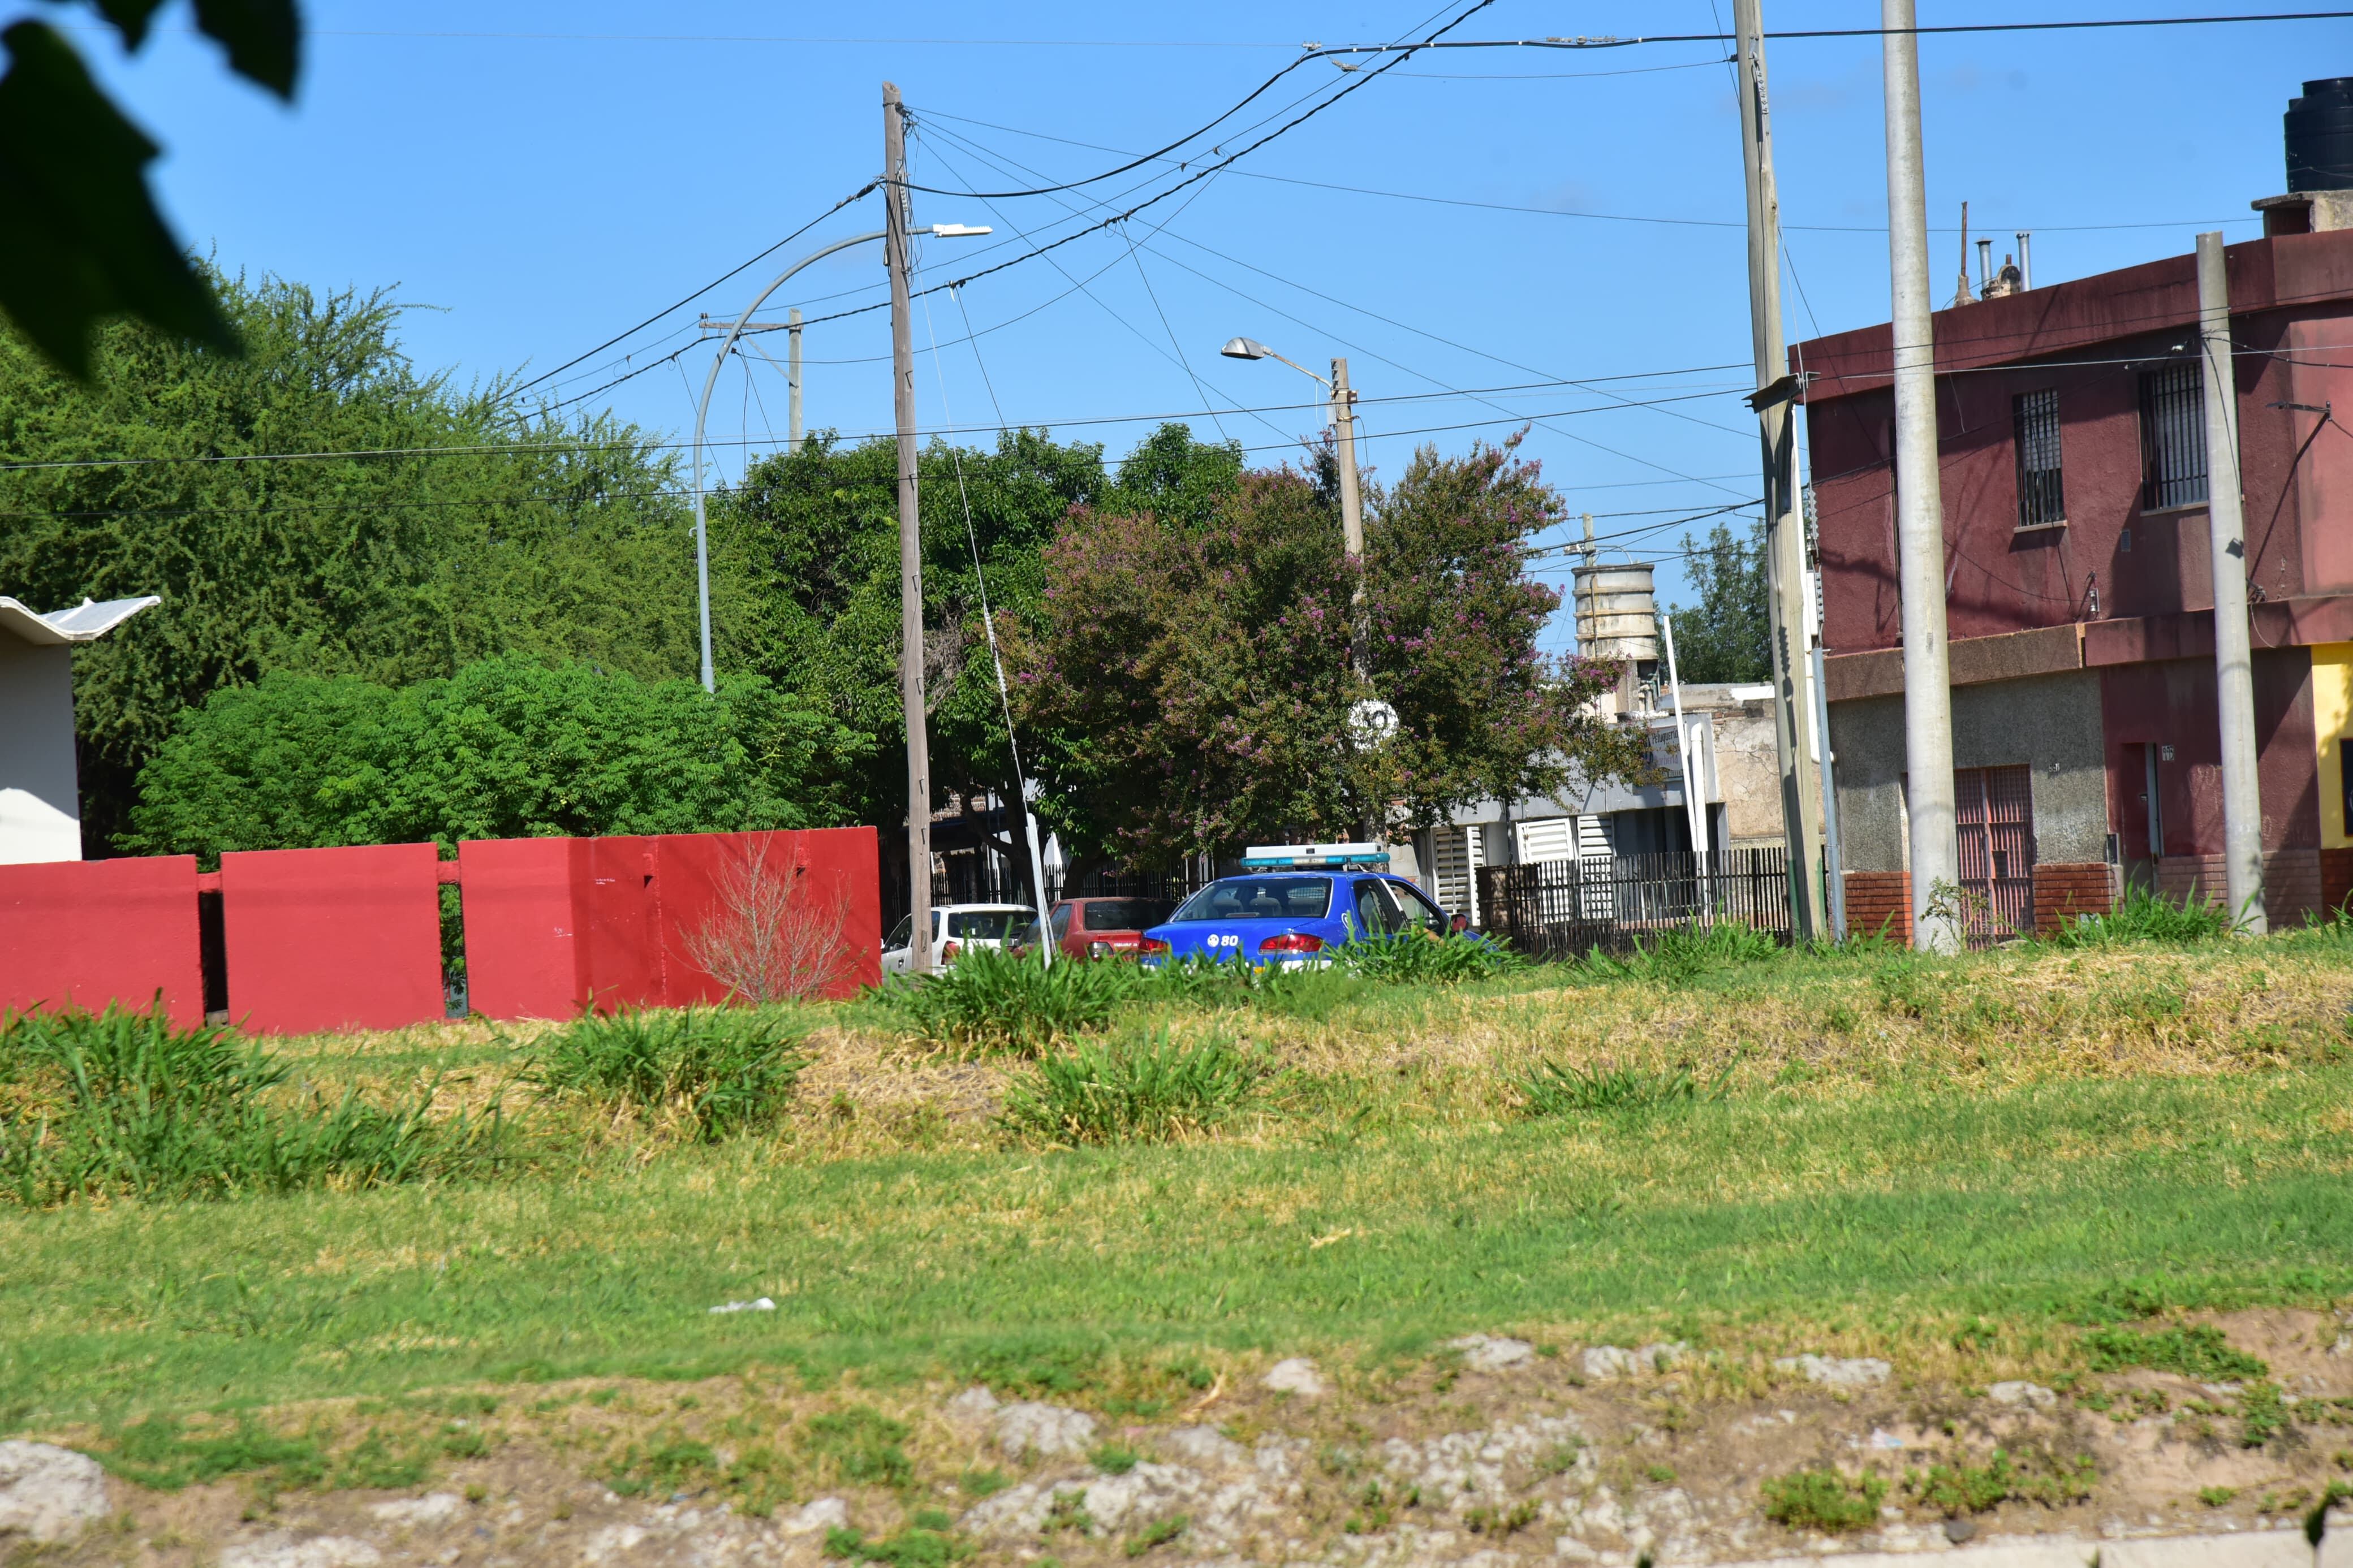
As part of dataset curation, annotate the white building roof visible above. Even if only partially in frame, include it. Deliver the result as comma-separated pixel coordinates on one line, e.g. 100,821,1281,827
0,595,160,646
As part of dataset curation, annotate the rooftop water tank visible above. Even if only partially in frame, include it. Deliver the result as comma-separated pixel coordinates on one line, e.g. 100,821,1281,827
1572,561,1658,663
2287,77,2353,193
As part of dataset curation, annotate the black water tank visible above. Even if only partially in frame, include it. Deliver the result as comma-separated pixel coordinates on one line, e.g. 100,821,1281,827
2287,76,2353,192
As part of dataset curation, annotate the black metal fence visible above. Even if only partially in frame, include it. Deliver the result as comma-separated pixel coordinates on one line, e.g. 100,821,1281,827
1476,848,1793,960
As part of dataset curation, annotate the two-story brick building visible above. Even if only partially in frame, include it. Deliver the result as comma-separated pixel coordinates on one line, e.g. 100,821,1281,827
1798,79,2353,939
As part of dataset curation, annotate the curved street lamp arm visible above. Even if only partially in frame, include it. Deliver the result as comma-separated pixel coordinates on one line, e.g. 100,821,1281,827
691,229,888,692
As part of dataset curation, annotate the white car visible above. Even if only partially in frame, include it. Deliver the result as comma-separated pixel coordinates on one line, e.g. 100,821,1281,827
880,903,1036,977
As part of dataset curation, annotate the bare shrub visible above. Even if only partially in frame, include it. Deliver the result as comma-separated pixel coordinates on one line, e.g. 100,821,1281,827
684,839,859,1003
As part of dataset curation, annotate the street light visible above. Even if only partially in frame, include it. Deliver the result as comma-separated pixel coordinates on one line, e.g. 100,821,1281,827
690,222,990,692
1221,334,1390,839
1217,333,1372,685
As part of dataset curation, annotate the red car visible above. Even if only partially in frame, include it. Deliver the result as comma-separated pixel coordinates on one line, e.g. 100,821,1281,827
1020,896,1179,960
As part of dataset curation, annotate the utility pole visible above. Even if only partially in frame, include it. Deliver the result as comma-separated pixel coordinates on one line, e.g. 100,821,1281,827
1331,356,1369,685
1731,0,1827,943
788,307,804,453
1881,0,1961,952
2197,230,2268,933
1331,355,1381,844
885,81,933,971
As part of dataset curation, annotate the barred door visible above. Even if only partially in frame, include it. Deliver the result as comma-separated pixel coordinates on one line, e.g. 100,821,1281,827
1954,766,2036,945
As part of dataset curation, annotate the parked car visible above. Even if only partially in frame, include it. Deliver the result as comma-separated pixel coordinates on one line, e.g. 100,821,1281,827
1012,895,1179,961
880,903,1035,976
1137,845,1449,969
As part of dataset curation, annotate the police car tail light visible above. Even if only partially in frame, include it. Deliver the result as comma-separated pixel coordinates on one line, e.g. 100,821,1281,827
1136,936,1171,956
1258,932,1325,954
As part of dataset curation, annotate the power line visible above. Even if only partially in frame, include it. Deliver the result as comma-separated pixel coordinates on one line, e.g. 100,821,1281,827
916,115,1756,495
915,107,2253,236
900,11,2351,203
508,184,874,399
900,0,1494,200
0,379,1763,475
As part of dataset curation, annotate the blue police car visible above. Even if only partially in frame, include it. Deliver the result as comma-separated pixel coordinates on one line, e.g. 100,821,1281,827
1137,843,1453,967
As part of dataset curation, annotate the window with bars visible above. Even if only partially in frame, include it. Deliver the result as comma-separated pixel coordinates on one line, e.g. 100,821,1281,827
2013,389,2066,528
2138,361,2208,509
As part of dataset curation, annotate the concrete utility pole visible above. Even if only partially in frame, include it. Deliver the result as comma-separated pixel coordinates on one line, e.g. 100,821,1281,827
1330,356,1370,686
2197,230,2268,934
787,307,803,453
1881,0,1961,953
1731,0,1827,943
885,81,933,971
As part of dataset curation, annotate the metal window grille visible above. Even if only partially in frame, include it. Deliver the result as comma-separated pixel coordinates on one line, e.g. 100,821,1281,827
2138,362,2208,509
2013,389,2066,527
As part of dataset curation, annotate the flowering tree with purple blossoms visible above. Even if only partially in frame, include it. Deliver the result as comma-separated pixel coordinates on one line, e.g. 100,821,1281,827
1009,437,1648,869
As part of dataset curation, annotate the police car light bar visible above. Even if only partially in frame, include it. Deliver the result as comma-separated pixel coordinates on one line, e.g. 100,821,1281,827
1240,841,1390,870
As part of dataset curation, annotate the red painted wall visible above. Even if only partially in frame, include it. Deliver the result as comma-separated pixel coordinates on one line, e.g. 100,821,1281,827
2100,650,2319,862
460,827,882,1020
1800,231,2353,656
220,843,445,1034
455,837,580,1024
0,855,204,1026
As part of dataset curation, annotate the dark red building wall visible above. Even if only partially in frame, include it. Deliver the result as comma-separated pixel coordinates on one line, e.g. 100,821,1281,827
1802,232,2353,655
2099,650,2319,861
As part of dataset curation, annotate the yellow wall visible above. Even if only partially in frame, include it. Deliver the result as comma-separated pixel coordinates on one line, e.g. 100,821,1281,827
2317,643,2353,849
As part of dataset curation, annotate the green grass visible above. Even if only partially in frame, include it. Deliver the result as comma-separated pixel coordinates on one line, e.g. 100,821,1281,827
2079,1322,2269,1379
6,1068,2353,1428
1511,1059,1728,1117
1761,1467,1889,1532
0,1005,502,1204
2047,886,2237,947
998,1029,1263,1144
532,1007,811,1141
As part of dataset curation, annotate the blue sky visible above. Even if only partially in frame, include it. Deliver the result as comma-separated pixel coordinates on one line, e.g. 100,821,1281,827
50,0,2342,653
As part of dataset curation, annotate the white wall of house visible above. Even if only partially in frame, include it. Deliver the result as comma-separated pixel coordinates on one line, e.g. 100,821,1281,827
0,594,160,865
0,637,83,863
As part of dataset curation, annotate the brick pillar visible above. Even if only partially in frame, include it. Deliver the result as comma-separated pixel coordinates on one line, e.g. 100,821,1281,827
2031,862,2116,936
2323,848,2353,918
1844,870,1912,943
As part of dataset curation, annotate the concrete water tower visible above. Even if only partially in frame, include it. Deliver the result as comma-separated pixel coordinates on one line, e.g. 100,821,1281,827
1572,561,1659,662
1,594,158,863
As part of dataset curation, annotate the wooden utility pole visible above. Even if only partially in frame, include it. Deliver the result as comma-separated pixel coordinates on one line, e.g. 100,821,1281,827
884,81,933,970
1731,0,1827,942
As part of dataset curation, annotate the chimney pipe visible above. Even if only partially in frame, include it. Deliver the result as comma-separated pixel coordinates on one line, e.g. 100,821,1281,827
2015,231,2032,290
1976,237,1993,298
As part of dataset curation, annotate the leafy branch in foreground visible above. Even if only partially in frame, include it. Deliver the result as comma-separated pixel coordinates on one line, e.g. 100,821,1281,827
0,0,298,378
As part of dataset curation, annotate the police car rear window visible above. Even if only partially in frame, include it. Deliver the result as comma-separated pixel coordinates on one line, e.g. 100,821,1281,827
1169,878,1333,921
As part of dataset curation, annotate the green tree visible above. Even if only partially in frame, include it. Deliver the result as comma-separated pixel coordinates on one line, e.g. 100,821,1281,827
1663,518,1770,683
709,422,1244,868
0,271,703,850
126,655,861,861
1009,438,1645,868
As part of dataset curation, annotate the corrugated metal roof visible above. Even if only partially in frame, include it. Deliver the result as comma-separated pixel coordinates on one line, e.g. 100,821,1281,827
0,594,160,646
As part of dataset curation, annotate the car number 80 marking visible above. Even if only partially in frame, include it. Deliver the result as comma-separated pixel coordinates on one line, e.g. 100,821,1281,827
1205,933,1240,949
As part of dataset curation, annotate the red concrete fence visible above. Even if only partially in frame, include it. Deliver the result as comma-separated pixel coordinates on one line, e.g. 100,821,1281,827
0,827,880,1034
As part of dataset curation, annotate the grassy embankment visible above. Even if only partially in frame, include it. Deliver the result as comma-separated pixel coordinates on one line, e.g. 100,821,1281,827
5,913,2352,1440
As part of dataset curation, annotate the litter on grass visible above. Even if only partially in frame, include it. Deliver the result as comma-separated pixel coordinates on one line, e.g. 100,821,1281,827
706,1297,777,1314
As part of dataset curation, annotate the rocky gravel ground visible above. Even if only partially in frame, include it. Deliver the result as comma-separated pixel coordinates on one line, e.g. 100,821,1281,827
12,1312,2353,1568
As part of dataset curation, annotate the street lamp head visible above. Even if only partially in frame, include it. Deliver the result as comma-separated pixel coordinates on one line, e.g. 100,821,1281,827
1220,336,1273,361
929,223,993,237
